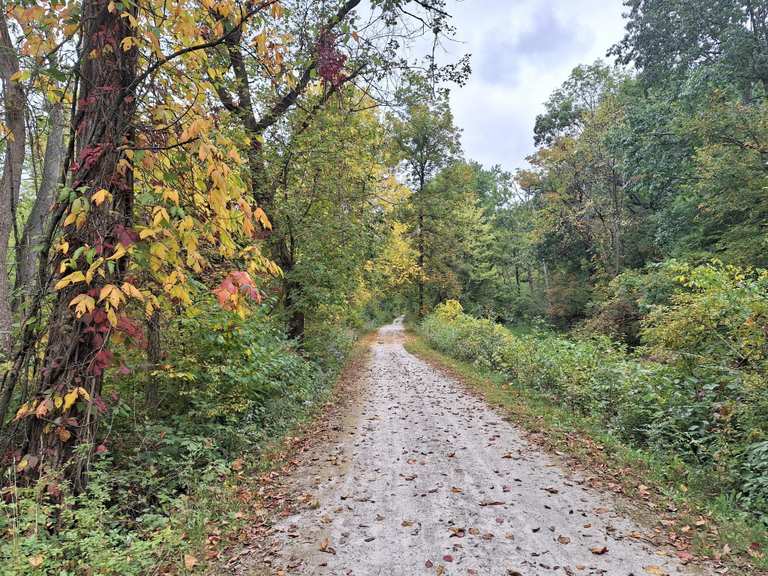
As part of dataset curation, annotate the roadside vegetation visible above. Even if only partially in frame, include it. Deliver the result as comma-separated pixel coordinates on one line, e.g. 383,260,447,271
2,0,768,573
414,296,768,571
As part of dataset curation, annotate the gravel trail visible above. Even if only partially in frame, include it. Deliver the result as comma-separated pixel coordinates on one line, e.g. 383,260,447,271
264,320,708,576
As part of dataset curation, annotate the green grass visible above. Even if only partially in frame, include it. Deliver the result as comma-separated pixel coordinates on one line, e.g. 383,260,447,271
404,332,768,575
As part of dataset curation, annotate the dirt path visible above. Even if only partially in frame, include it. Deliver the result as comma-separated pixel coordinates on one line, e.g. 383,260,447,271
253,320,708,576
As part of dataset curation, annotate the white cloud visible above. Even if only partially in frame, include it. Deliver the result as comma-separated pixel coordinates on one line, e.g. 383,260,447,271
442,0,627,171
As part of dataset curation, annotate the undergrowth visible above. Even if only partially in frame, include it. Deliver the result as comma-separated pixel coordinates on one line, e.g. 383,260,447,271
410,298,768,573
0,303,364,575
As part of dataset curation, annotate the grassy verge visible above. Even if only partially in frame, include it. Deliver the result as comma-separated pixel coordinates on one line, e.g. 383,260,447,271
404,332,768,576
204,330,375,574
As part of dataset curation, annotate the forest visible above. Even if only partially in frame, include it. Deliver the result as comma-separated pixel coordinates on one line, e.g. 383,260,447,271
0,0,767,574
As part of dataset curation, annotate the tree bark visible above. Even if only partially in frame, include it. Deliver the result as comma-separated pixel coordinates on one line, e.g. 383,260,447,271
22,0,137,489
14,102,65,313
0,11,26,355
144,309,161,412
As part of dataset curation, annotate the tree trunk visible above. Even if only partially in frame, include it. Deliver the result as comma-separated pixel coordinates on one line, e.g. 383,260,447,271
14,102,65,313
418,203,425,317
144,309,161,412
285,278,305,341
22,0,137,489
0,12,26,355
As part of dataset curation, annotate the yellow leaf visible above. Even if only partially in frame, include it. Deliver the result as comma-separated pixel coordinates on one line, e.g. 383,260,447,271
76,387,91,401
107,307,118,327
63,389,78,412
92,188,112,206
14,402,30,421
16,457,28,472
55,271,86,290
58,240,69,254
53,395,63,410
270,2,284,18
162,188,179,205
63,211,78,227
254,208,272,230
120,37,135,51
108,243,127,261
121,282,144,300
28,554,43,567
85,257,104,284
69,294,96,318
184,554,198,570
152,206,170,226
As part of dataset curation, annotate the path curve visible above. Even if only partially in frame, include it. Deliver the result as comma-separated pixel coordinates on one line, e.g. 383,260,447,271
262,320,707,576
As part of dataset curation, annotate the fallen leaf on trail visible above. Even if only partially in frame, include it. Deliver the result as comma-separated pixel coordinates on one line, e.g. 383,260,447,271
183,554,198,570
450,486,463,493
402,519,413,527
425,560,433,568
543,486,559,494
447,452,455,458
442,554,453,562
449,527,465,538
644,566,667,576
319,538,336,555
558,535,571,544
468,527,480,536
747,542,765,559
590,546,608,555
676,550,694,563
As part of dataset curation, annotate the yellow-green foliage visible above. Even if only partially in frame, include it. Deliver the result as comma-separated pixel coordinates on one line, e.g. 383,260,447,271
421,284,768,520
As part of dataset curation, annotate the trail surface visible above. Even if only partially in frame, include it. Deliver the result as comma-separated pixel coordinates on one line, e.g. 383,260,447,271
257,320,707,576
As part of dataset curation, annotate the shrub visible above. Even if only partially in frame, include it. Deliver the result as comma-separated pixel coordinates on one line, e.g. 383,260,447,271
419,291,768,520
0,302,347,574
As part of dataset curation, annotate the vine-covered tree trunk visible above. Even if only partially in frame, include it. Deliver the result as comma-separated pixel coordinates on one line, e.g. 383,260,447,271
22,0,137,489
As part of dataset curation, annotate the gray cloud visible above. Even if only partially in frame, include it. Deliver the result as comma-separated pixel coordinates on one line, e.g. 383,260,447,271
476,6,592,87
443,0,627,171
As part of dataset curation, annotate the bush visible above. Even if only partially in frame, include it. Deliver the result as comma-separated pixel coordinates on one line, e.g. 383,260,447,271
420,294,768,521
1,302,348,574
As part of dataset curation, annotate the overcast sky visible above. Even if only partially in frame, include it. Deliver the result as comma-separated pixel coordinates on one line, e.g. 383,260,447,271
440,0,627,172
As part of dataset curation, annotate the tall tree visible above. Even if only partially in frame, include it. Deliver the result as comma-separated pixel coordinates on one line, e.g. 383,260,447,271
390,79,460,316
0,10,25,355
